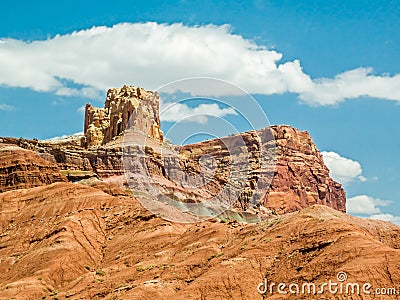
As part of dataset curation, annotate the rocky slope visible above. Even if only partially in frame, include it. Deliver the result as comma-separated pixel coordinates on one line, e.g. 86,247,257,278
0,144,66,193
0,181,399,299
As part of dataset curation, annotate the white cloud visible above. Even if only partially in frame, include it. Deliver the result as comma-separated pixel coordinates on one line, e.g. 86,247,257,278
0,22,399,105
160,102,237,124
55,86,102,99
0,104,14,111
358,175,368,182
370,214,400,225
298,67,400,106
347,195,391,215
77,105,86,115
43,132,84,141
321,151,366,184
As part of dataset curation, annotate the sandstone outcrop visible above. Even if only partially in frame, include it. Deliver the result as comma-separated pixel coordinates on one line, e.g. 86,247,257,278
0,124,346,216
0,84,397,299
0,144,66,192
268,126,346,213
0,83,346,216
84,85,163,147
1,137,125,178
179,125,346,214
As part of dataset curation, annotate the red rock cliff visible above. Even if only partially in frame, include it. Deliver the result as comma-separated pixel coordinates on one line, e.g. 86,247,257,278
0,144,67,192
179,125,346,214
268,125,345,213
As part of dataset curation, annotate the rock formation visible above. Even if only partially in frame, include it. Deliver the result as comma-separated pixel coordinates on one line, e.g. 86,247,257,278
0,84,345,216
0,144,67,192
2,84,398,299
0,125,346,215
84,85,163,147
269,126,346,213
179,125,346,214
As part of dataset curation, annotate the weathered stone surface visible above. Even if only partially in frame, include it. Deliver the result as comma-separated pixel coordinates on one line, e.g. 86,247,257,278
84,85,163,147
1,137,125,178
267,126,346,213
0,83,345,215
1,124,346,215
0,144,67,192
0,183,399,299
179,125,346,214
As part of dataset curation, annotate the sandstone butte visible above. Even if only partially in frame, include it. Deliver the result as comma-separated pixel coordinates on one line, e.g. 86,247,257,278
0,85,399,299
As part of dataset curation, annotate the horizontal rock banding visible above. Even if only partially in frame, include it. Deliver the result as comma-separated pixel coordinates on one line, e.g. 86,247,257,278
0,144,67,192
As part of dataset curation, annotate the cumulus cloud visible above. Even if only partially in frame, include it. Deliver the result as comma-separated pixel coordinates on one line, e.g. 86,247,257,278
347,195,391,215
160,102,237,124
370,213,400,225
0,22,400,106
321,151,366,184
298,67,400,106
0,104,14,111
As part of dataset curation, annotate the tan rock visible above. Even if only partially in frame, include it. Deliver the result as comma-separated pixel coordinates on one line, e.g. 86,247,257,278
84,85,163,147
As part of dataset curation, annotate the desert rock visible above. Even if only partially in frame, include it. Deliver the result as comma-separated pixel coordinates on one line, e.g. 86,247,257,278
0,144,67,192
84,85,164,147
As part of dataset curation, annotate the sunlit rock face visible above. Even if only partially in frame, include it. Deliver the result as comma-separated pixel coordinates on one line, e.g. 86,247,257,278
84,85,163,148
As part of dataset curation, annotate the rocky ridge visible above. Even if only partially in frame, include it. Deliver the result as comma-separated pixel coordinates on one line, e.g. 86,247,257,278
0,123,346,217
0,84,346,216
1,84,398,299
0,144,67,193
179,125,345,215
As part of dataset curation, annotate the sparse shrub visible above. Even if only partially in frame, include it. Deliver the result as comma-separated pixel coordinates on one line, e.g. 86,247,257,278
136,265,154,272
158,263,169,270
208,252,224,261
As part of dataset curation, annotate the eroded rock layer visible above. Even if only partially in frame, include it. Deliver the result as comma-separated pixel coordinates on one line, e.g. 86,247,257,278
269,126,346,213
0,144,67,192
0,183,398,299
0,124,346,215
179,125,346,214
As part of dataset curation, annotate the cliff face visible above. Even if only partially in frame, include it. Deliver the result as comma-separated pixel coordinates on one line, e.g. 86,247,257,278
0,125,346,215
0,144,67,192
179,126,346,214
84,85,163,147
268,126,345,213
0,84,346,215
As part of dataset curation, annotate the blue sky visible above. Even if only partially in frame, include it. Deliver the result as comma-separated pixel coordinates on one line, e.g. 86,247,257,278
0,0,399,223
